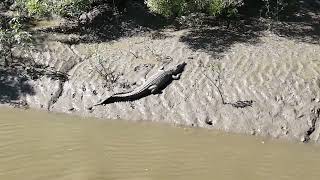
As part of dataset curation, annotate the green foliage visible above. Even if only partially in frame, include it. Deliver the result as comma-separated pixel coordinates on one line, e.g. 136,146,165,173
54,0,94,18
0,17,32,66
14,0,48,17
146,0,298,19
208,0,224,16
26,0,48,17
146,0,186,17
146,0,242,18
13,0,96,18
208,0,239,17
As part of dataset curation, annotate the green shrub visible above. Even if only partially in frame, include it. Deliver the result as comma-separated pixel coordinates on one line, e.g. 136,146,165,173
0,16,32,66
145,0,242,18
208,0,224,16
54,0,94,18
14,0,49,17
146,0,186,17
205,0,241,18
14,0,96,18
26,0,47,17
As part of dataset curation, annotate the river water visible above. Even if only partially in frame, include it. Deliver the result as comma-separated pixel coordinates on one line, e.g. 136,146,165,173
0,107,320,180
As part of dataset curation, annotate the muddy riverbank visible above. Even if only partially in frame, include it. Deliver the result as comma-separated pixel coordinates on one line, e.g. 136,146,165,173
1,27,318,143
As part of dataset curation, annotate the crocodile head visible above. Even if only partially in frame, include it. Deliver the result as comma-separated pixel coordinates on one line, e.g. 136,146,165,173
172,62,187,74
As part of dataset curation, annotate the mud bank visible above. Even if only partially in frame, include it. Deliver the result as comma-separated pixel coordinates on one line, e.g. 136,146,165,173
3,27,320,143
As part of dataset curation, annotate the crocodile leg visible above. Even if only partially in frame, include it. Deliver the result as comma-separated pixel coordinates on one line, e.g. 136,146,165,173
136,77,146,86
159,66,165,71
172,73,181,80
151,89,163,94
149,85,163,94
148,85,157,92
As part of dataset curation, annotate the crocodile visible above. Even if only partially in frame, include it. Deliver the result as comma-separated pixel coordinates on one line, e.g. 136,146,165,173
93,62,187,106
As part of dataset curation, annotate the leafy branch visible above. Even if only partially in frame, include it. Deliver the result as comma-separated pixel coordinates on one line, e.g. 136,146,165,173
0,16,33,67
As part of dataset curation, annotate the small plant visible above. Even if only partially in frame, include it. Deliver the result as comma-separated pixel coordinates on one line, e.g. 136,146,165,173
88,47,120,90
250,0,299,20
208,0,224,17
26,0,47,17
13,0,97,19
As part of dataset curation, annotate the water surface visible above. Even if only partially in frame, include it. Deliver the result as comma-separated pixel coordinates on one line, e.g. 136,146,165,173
0,107,319,180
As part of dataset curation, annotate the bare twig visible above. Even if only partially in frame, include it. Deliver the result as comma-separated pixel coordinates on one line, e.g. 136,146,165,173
146,46,162,61
204,63,254,108
146,46,173,62
89,53,120,90
129,50,139,59
203,70,226,104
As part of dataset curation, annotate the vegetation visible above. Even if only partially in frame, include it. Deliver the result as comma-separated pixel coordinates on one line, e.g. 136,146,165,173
146,0,243,18
240,0,299,20
12,0,96,18
145,0,300,19
3,0,301,21
0,0,309,67
262,0,299,20
0,16,32,67
53,0,95,18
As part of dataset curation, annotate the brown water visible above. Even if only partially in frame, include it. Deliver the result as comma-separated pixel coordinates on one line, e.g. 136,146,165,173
0,107,320,180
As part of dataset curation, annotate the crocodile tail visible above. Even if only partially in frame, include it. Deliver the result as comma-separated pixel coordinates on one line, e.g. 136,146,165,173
93,89,150,106
93,96,116,106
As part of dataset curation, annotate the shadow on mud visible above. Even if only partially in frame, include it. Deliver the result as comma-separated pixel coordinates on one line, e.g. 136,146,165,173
35,1,173,45
272,4,320,44
179,18,264,58
179,0,319,57
0,58,68,105
29,0,319,58
0,68,35,104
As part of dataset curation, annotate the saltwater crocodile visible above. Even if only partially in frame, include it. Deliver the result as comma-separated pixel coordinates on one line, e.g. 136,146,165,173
93,62,187,105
